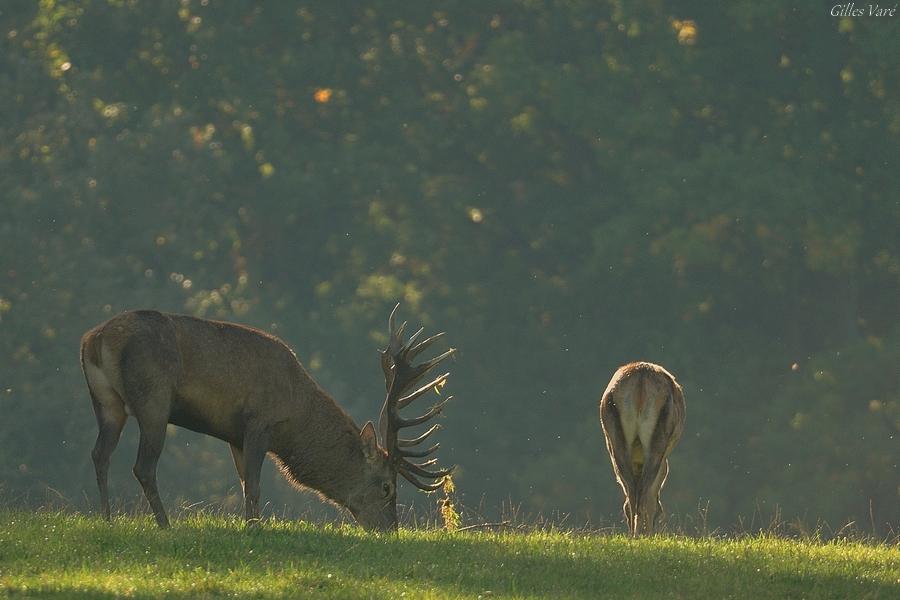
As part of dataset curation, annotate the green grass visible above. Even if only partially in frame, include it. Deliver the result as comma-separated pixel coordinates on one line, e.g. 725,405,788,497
0,510,897,599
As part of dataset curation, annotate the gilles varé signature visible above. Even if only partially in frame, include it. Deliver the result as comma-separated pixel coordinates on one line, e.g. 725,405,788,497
831,3,898,16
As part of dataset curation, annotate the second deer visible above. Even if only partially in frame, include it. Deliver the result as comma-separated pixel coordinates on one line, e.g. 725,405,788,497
599,362,686,535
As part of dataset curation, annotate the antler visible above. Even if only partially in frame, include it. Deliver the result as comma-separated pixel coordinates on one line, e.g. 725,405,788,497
379,303,455,492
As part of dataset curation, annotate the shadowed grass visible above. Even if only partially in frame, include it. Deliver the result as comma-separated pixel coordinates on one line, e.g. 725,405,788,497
0,510,897,599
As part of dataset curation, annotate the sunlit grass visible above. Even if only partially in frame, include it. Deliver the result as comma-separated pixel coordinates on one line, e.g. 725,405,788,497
0,510,897,599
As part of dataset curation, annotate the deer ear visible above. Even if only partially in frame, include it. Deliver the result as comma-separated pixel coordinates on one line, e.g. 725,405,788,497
360,421,380,461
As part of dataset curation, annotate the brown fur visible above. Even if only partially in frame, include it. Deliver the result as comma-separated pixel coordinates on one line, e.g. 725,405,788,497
599,362,686,535
80,310,398,530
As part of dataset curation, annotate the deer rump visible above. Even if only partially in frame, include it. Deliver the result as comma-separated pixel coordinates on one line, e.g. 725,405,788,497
599,362,685,535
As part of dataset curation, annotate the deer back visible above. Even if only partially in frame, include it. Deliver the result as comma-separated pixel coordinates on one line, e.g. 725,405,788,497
82,310,321,444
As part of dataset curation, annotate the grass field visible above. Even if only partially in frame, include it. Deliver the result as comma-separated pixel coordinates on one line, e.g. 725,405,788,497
0,510,897,599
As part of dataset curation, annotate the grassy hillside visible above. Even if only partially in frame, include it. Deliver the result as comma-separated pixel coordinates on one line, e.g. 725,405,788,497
0,511,897,599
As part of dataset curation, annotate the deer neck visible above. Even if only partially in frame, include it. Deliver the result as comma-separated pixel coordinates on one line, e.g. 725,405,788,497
270,384,368,510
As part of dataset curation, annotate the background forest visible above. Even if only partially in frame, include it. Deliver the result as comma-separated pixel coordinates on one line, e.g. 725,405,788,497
1,1,898,533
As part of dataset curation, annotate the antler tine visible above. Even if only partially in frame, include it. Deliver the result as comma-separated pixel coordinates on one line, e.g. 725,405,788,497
399,469,446,492
407,331,446,361
399,458,453,479
402,348,455,393
396,373,450,410
387,302,400,336
399,442,440,458
398,424,441,447
396,397,451,428
388,302,400,331
387,303,409,346
395,320,408,342
405,326,425,350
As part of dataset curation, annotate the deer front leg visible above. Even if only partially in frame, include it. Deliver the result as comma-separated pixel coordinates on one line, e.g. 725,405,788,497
229,444,246,491
230,443,258,522
237,431,268,524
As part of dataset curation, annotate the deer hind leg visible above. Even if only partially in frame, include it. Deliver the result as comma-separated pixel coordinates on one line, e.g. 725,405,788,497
120,350,176,529
649,459,670,532
130,409,170,528
85,368,127,521
600,399,638,535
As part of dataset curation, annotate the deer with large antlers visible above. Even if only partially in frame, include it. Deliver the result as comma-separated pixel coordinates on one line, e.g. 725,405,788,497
80,305,454,531
599,362,685,536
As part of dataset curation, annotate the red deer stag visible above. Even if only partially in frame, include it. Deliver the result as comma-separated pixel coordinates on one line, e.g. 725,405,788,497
80,305,454,531
599,362,685,536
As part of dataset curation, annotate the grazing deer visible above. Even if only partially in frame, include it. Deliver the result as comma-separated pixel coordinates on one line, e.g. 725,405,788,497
80,305,454,531
599,362,685,536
